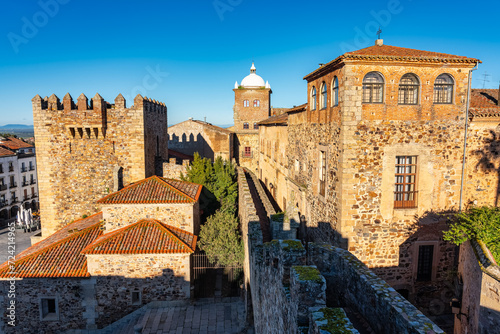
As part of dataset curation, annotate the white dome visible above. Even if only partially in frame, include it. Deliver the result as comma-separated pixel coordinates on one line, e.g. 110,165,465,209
240,63,266,88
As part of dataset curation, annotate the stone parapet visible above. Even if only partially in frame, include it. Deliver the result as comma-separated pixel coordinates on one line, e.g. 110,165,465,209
308,307,359,334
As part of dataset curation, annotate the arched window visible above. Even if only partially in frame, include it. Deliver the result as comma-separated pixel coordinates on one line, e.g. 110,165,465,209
320,82,327,109
311,86,317,110
254,99,260,107
362,72,384,103
243,122,249,129
434,74,454,104
332,77,339,107
243,100,249,107
398,73,420,105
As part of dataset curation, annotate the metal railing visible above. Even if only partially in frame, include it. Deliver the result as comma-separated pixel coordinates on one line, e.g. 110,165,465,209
9,182,17,189
21,167,27,173
0,185,7,191
30,180,36,185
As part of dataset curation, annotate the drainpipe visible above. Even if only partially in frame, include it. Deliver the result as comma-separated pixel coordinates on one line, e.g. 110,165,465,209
459,61,479,212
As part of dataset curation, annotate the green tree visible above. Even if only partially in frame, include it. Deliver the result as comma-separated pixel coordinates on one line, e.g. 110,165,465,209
198,202,244,267
444,206,500,263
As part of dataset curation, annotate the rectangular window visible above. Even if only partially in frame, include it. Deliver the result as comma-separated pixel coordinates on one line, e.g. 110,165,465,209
131,290,142,305
254,123,258,130
243,122,249,129
394,156,417,208
243,147,251,157
417,245,434,281
243,100,249,107
319,150,327,197
0,164,3,173
40,298,58,320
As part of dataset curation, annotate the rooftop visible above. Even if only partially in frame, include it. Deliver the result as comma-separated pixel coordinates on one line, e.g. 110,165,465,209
0,137,33,151
97,175,203,205
0,146,15,157
258,113,288,126
304,43,480,81
82,219,196,254
470,89,500,118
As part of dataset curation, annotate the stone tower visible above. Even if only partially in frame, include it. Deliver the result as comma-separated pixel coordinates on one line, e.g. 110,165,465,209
32,93,168,239
233,63,271,171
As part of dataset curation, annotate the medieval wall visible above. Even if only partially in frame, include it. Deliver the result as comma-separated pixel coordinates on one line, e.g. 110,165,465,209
32,93,168,239
168,120,232,161
235,133,259,173
162,158,189,179
102,202,199,235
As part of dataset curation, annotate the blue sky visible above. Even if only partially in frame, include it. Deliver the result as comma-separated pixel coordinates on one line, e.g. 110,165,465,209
0,0,499,127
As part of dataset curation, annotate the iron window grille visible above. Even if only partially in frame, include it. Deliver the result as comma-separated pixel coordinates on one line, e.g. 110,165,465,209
398,74,419,105
433,74,454,104
362,72,384,103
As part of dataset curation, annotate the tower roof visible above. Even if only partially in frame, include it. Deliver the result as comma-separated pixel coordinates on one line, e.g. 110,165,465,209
240,62,266,88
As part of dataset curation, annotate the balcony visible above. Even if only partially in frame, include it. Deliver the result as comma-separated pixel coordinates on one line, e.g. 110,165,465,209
11,197,18,204
30,180,36,185
9,182,17,189
23,195,30,201
22,181,29,187
29,166,35,171
21,167,28,173
8,166,14,172
31,193,38,198
0,185,6,191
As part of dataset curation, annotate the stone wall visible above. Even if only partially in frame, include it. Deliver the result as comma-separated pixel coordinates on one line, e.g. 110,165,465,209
455,240,500,334
102,202,199,234
32,93,168,239
162,158,189,179
235,132,260,173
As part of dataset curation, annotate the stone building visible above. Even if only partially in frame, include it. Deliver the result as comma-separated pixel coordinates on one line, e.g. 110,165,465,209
32,93,168,239
256,40,482,323
168,119,233,161
0,175,202,333
0,137,38,226
233,63,272,172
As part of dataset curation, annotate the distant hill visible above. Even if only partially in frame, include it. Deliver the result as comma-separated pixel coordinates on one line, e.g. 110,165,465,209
0,124,34,129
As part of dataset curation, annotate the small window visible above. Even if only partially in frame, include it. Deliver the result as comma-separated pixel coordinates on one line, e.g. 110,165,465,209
332,77,339,107
40,298,58,320
319,151,327,197
417,245,434,281
398,74,419,105
243,100,249,107
254,123,258,130
131,290,142,305
254,99,260,107
243,147,251,157
394,156,417,208
362,72,384,103
243,122,249,129
320,82,327,109
311,86,317,110
434,74,454,104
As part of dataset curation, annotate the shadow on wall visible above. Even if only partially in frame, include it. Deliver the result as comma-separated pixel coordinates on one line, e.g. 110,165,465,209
473,129,500,206
0,267,191,334
169,133,215,161
300,209,458,333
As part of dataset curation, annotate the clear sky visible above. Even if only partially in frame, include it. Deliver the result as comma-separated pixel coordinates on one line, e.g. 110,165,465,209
0,0,499,127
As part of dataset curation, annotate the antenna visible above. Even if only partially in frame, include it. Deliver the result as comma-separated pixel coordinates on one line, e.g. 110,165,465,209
376,26,382,39
477,72,491,89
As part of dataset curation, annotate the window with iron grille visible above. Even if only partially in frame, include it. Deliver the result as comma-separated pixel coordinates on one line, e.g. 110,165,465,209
394,156,417,208
433,74,454,104
311,86,317,110
243,146,251,157
254,123,258,129
417,245,434,281
243,122,249,129
253,99,260,107
320,82,327,109
362,72,384,103
398,73,419,105
319,150,327,197
332,77,339,106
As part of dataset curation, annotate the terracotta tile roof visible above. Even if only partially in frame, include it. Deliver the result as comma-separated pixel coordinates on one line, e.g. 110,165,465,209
82,219,196,254
191,120,232,134
258,113,288,126
0,213,104,278
285,103,307,114
97,175,202,204
0,137,34,150
304,44,480,81
470,89,500,118
0,146,15,157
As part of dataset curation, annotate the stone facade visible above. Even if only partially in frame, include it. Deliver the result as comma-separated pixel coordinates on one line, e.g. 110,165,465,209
102,202,200,235
162,158,189,179
32,93,168,238
168,119,233,161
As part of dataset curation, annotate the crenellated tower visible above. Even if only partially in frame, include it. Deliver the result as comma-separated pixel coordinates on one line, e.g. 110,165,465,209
32,93,168,239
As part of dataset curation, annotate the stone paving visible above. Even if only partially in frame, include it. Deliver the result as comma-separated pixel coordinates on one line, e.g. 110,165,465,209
0,222,39,265
121,298,248,334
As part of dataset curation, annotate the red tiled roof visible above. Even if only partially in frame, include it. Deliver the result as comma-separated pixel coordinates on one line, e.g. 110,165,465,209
258,113,288,126
304,44,480,81
470,89,500,118
0,146,15,157
286,103,307,114
0,213,104,278
0,137,33,150
82,219,196,254
97,175,203,204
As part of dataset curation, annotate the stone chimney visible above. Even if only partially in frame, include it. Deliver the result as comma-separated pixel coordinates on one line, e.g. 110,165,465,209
375,39,383,46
